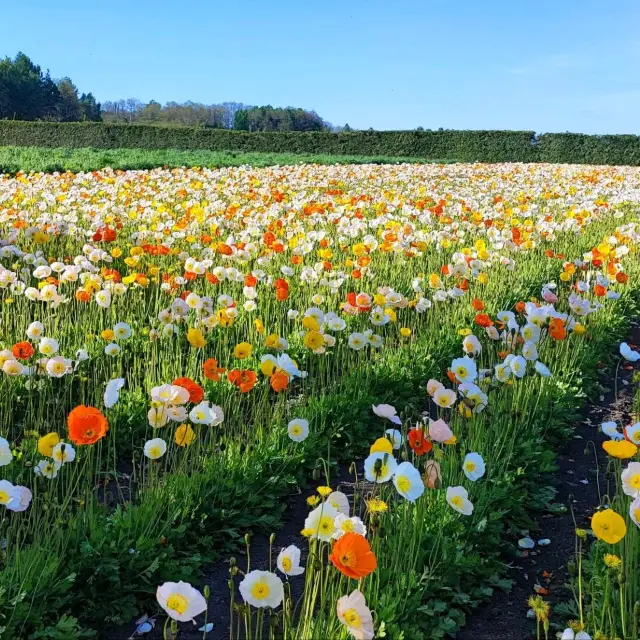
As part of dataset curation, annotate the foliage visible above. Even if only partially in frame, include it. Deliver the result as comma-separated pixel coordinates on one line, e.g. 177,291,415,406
233,106,327,131
3,123,640,164
0,53,101,122
0,146,437,174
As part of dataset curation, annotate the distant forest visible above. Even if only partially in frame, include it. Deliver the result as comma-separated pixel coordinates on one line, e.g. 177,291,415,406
1,52,346,132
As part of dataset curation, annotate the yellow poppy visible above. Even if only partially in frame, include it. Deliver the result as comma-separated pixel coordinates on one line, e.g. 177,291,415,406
591,509,626,544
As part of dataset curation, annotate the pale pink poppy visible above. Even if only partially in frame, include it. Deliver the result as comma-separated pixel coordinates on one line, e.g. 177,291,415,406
429,418,454,443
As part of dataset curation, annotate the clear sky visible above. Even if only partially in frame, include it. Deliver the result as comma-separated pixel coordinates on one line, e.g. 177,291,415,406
3,0,639,133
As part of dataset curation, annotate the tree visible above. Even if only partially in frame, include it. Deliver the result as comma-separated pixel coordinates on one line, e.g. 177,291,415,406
343,123,352,132
79,93,102,121
0,52,99,122
56,78,81,122
137,100,162,123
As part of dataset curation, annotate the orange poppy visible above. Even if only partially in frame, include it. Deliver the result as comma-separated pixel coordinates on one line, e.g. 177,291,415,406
173,377,204,404
471,298,485,311
75,289,91,303
203,358,226,382
276,287,289,301
269,371,289,393
474,313,494,328
616,272,628,284
514,301,526,314
548,318,567,341
67,405,109,445
227,369,257,393
12,341,34,360
330,533,377,579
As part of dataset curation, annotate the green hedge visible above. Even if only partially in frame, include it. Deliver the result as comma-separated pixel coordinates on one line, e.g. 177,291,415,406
535,133,640,166
1,121,640,165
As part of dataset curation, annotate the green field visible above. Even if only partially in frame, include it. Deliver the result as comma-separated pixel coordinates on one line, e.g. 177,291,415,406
0,146,442,174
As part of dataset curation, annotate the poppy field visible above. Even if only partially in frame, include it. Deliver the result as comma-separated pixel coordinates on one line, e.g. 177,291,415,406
1,162,640,640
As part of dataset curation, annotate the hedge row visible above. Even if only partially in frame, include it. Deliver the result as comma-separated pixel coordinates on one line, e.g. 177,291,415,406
1,121,640,165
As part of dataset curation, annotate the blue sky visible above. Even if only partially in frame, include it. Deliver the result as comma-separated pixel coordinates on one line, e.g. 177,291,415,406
3,0,640,133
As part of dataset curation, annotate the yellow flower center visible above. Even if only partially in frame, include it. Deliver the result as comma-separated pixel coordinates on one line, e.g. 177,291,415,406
291,426,301,436
344,608,362,628
465,462,476,472
319,516,334,534
251,581,270,600
0,490,9,504
456,366,467,378
166,593,188,615
149,446,161,458
450,496,463,508
629,473,640,489
281,557,292,572
341,519,354,532
396,475,411,493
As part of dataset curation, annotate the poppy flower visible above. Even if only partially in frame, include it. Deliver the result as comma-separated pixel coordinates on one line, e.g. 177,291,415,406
203,358,226,382
269,371,289,393
591,509,627,544
172,377,204,404
603,440,638,459
408,428,432,455
227,369,257,393
474,313,494,328
548,318,567,341
329,532,377,579
12,341,34,360
471,298,485,311
67,405,109,445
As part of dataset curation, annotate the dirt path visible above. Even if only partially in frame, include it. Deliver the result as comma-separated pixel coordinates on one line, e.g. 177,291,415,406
457,319,639,640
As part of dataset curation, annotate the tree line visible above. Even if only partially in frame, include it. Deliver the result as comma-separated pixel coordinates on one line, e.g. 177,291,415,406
102,101,332,131
1,52,345,131
0,53,101,122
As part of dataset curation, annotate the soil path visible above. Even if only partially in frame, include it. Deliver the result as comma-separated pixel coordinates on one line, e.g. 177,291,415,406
457,319,639,640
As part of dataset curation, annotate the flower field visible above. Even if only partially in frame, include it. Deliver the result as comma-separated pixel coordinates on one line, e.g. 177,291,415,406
1,162,640,639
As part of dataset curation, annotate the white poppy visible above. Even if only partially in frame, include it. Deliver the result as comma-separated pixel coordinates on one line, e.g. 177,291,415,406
462,453,486,481
333,514,367,539
393,461,424,502
156,581,207,623
239,570,284,609
105,378,125,408
372,404,401,425
621,462,640,498
620,342,640,362
0,437,13,467
276,545,305,576
52,442,76,465
144,438,167,460
287,418,309,442
364,452,397,483
304,502,338,541
446,486,474,515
